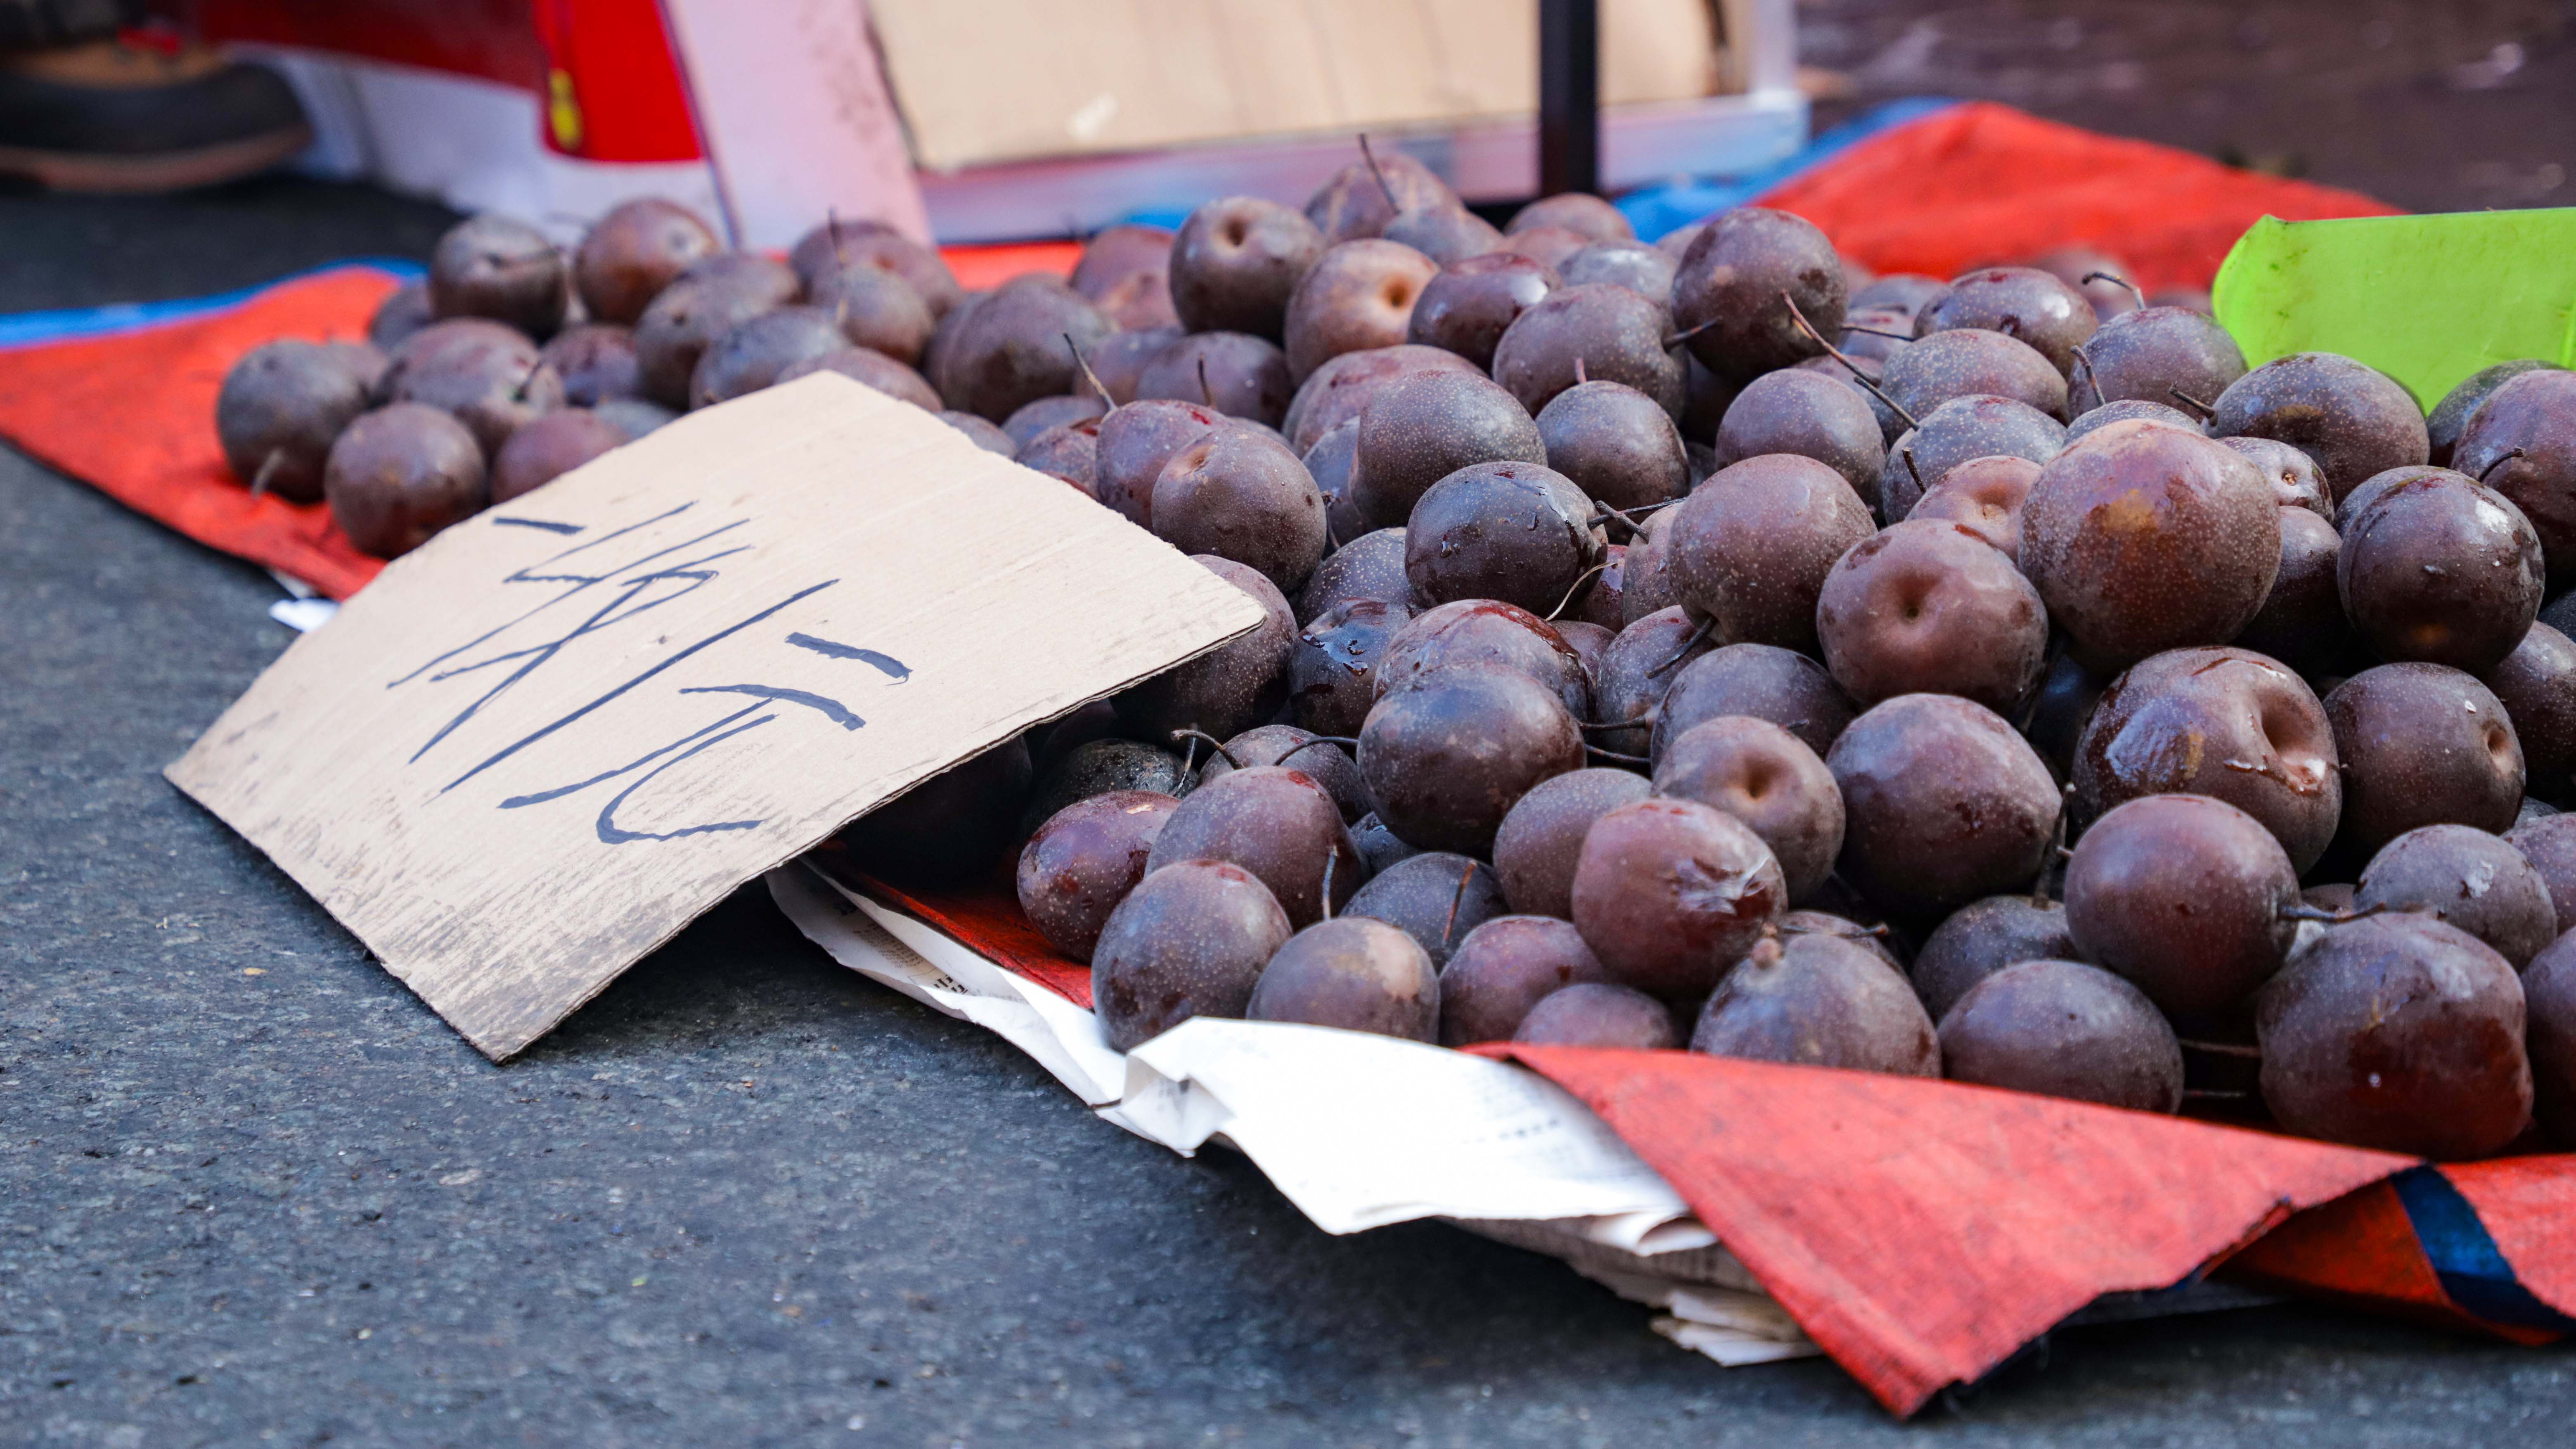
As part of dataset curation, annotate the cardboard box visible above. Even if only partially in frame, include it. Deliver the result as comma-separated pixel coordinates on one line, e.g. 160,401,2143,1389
871,0,1726,171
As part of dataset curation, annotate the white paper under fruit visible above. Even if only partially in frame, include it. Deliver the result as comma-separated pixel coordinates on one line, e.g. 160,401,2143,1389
764,862,1823,1368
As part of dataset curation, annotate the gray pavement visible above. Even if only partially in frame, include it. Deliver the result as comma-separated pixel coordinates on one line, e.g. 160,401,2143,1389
5,151,2576,1449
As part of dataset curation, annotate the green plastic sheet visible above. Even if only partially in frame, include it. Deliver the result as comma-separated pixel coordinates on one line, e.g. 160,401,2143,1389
2212,209,2576,408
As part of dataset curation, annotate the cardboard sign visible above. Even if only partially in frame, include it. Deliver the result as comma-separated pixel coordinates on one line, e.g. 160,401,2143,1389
168,374,1264,1060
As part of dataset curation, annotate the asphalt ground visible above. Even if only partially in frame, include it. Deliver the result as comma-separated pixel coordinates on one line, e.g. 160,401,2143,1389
9,4,2576,1438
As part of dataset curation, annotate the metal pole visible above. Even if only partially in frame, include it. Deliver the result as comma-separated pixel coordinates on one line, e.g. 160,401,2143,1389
1538,0,1600,197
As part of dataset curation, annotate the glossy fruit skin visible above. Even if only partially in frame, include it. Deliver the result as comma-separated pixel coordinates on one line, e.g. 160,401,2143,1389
1143,764,1362,930
1016,790,1181,961
1246,917,1441,1042
2067,399,2201,443
2233,506,2361,679
574,199,720,325
1939,959,2183,1112
2453,367,2576,588
1302,417,1369,544
1196,725,1367,823
2210,352,2429,503
2488,621,2576,805
1910,895,2079,1023
789,223,963,319
1880,394,2067,521
1653,715,1844,905
2428,359,2559,468
1402,462,1601,616
1514,983,1681,1049
1282,343,1482,453
1589,608,1717,758
2509,812,2576,937
1094,399,1227,529
429,213,570,337
633,276,787,409
1298,528,1411,624
2072,646,2343,874
1572,798,1787,1000
1291,599,1411,739
1406,252,1557,372
807,263,938,366
541,323,646,407
1170,197,1326,339
1489,282,1686,421
2324,663,2525,859
2217,436,2333,517
2256,914,2532,1160
2356,824,2558,968
1653,643,1856,764
1373,599,1591,721
1341,852,1508,969
1827,694,2060,921
214,339,380,503
1882,327,2069,424
2065,793,2300,1019
1669,207,1845,384
2336,467,2543,672
1439,916,1613,1045
1537,381,1689,520
1913,266,2099,379
1383,204,1506,266
1304,150,1453,244
1350,370,1548,531
778,347,940,410
1359,665,1585,856
491,409,622,504
1711,369,1886,506
689,307,845,407
1492,768,1655,919
1814,518,2050,714
2020,419,2281,672
1689,933,1939,1075
1906,455,2041,561
1092,860,1293,1050
934,275,1117,422
1559,241,1675,300
322,403,489,559
1114,556,1295,743
1017,739,1193,838
1664,454,1875,657
1133,331,1293,428
1283,240,1440,384
2523,931,2576,1142
2064,305,2247,415
1150,425,1329,595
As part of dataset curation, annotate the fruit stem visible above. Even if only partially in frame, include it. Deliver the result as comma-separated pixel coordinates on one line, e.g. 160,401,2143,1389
1781,291,1918,430
2478,447,2529,485
1573,356,1589,386
1590,497,1678,532
2176,1040,2263,1059
247,448,283,498
1320,849,1337,922
1440,858,1477,949
2080,270,2147,311
1064,331,1114,408
1544,560,1611,621
1650,615,1714,676
1357,134,1401,213
1271,735,1359,767
1585,743,1652,765
2032,793,2069,907
1840,325,1916,342
1902,447,1924,493
2166,387,2216,419
1197,355,1214,408
1168,728,1241,769
512,355,546,403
